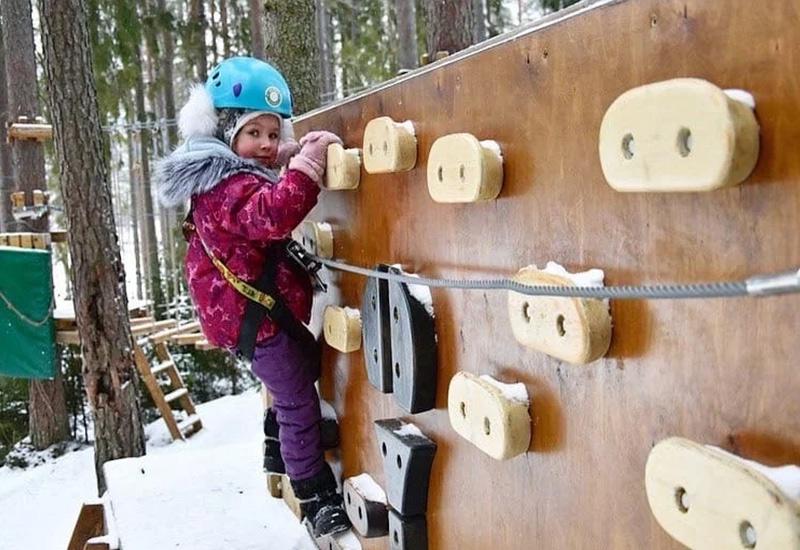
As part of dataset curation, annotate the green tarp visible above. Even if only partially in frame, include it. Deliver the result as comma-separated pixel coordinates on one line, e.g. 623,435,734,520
0,246,55,379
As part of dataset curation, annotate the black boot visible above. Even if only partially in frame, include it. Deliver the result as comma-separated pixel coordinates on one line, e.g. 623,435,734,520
290,463,351,538
263,409,339,474
262,408,285,474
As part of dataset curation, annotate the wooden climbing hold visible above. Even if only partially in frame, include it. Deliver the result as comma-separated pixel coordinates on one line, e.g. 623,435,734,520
294,220,333,259
323,305,362,353
7,120,53,142
508,265,611,364
645,437,800,549
599,78,759,192
426,133,503,203
447,372,531,460
325,143,361,190
362,117,417,174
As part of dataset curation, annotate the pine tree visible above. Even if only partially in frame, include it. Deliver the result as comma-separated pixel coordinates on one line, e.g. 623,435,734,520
38,0,146,493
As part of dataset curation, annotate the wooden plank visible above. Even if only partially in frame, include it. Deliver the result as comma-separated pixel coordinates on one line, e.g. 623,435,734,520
56,331,81,346
130,319,177,337
7,122,53,141
133,345,182,441
295,1,800,548
67,503,105,550
148,320,201,344
171,332,206,346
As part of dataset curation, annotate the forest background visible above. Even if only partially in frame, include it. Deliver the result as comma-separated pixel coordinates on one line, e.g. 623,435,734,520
0,0,579,471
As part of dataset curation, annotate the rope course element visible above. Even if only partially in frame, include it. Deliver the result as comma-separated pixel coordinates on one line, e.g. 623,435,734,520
311,255,800,300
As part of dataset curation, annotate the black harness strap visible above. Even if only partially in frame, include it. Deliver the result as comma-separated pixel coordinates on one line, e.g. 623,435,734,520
237,241,318,361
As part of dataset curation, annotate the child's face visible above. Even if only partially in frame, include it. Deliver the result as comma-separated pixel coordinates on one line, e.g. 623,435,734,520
232,114,281,167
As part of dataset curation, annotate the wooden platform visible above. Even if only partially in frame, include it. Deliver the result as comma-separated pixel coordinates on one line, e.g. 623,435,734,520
294,0,800,548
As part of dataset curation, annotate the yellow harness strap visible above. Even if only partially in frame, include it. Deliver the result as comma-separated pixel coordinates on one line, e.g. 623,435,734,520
186,220,276,311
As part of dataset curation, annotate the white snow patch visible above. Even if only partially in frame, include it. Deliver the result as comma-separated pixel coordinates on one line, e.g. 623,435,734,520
724,89,756,110
479,140,504,162
708,445,800,500
348,473,387,504
394,423,424,438
319,398,338,421
399,120,416,136
0,390,318,550
537,261,605,287
317,222,333,233
343,307,361,321
389,266,435,319
479,375,530,406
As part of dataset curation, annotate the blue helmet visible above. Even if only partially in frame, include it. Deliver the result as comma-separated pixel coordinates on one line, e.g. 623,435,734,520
205,57,293,118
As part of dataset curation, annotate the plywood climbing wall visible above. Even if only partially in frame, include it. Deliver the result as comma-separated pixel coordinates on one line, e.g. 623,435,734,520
294,0,800,547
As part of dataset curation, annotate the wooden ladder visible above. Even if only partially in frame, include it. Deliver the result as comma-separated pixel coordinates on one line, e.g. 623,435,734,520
133,321,204,441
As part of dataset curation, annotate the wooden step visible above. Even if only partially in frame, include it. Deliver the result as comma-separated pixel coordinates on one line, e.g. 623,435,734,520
178,414,203,437
164,388,189,403
151,360,175,377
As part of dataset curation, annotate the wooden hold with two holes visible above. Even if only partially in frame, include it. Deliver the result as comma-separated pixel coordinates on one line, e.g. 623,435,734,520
508,266,612,364
427,134,504,203
362,116,417,173
325,143,362,190
323,305,362,353
294,220,334,259
447,372,531,460
599,78,760,192
645,437,800,549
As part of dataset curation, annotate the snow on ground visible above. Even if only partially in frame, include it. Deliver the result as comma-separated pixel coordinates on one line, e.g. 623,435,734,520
0,389,317,550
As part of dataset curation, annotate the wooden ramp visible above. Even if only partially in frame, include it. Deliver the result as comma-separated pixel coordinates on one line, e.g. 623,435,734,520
292,0,800,548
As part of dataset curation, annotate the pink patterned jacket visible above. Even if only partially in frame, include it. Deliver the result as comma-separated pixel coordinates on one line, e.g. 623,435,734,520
156,137,319,350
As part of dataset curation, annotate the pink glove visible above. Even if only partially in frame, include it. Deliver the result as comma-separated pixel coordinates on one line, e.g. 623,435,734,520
288,130,343,184
275,139,300,168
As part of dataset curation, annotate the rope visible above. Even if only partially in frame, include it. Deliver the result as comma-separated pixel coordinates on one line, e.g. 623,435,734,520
312,256,800,300
0,290,54,327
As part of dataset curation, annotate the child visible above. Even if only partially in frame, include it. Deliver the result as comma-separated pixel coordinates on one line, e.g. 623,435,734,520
155,56,350,538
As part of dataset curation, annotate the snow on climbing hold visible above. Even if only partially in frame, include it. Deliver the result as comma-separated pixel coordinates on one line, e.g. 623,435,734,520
323,306,362,353
343,474,389,538
294,220,334,259
362,117,417,173
426,134,503,203
374,418,437,516
599,78,759,192
508,264,611,364
447,372,531,460
325,143,361,190
645,437,800,550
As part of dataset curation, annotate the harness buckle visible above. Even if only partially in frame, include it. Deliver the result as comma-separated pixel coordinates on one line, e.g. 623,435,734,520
286,240,328,292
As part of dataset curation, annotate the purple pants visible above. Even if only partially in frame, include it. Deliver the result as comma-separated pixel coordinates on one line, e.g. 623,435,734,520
251,331,323,481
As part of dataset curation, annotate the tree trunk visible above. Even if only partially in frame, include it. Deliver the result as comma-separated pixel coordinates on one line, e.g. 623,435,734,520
208,0,218,64
38,0,146,494
315,0,335,102
396,0,419,70
0,14,14,231
249,0,266,59
189,0,208,80
219,0,231,57
422,0,474,58
264,0,320,115
2,0,70,450
473,0,487,43
134,43,164,319
127,128,144,301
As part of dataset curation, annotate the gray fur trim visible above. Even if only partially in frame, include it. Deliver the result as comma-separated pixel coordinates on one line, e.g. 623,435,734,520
154,136,279,208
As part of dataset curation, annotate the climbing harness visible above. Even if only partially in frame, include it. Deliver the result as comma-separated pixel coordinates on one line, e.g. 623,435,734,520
305,255,800,300
183,213,318,361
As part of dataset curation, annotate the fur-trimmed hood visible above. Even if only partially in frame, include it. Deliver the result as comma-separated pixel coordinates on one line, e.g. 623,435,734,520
154,136,279,208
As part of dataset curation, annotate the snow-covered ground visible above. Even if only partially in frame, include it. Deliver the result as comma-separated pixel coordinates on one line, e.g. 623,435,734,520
0,390,317,550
